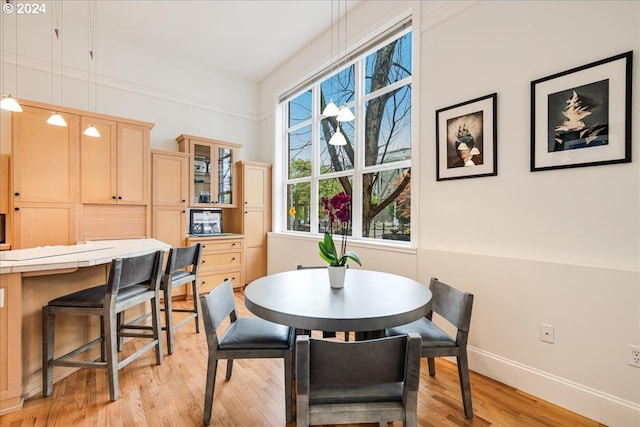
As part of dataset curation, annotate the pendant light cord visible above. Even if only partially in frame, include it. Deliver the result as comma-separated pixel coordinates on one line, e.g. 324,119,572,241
88,0,97,112
52,0,62,105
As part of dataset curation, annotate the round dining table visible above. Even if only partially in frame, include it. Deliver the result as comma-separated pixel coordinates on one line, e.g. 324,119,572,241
244,268,432,339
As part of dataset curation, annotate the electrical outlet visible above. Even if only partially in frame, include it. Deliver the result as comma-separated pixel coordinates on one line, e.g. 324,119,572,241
628,344,640,368
540,323,555,344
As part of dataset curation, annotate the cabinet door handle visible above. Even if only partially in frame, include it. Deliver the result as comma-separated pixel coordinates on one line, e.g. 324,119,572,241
14,192,19,196
118,196,122,200
14,207,19,211
244,211,248,214
112,196,116,200
231,257,236,261
182,199,186,203
231,243,236,246
201,260,205,263
182,210,186,213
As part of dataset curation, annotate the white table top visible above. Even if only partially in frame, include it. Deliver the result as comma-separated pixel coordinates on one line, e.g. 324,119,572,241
0,238,171,274
244,269,432,333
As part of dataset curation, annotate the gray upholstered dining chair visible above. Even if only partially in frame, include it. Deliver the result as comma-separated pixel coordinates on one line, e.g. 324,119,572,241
386,277,475,419
42,250,164,401
199,279,294,424
295,332,422,427
161,243,202,354
296,264,349,341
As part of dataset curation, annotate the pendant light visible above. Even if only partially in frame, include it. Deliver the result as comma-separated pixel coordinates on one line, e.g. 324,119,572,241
336,106,354,122
83,0,100,138
47,113,67,126
48,0,67,127
0,96,22,112
329,125,347,146
1,1,22,112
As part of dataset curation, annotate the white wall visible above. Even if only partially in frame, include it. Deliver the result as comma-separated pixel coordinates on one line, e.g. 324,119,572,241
260,1,640,425
0,0,260,158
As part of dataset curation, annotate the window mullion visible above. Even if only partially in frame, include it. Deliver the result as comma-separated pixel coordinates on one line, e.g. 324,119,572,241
310,84,321,235
352,57,364,240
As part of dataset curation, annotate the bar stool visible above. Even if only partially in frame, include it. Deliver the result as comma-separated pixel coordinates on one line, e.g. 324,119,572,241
161,243,202,354
42,250,164,401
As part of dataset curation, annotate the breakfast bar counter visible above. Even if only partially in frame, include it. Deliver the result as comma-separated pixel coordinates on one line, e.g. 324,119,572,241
0,238,170,414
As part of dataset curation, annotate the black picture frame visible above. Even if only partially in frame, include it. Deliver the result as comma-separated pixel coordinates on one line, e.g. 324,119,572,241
530,51,632,172
436,93,498,181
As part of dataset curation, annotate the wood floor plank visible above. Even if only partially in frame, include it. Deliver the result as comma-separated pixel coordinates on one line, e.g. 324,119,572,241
0,290,606,427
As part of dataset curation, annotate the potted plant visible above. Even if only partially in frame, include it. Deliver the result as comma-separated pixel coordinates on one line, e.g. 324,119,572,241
318,192,361,288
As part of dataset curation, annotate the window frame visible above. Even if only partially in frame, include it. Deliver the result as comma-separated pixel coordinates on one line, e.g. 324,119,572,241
279,24,414,247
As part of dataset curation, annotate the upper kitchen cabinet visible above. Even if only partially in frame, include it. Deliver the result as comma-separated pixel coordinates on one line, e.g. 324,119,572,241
11,103,79,248
12,105,78,203
81,117,152,205
176,134,241,208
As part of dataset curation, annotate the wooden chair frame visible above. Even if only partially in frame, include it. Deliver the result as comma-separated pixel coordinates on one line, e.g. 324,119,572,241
296,332,422,427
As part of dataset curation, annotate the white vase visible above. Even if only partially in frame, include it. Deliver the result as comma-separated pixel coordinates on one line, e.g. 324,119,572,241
327,265,347,289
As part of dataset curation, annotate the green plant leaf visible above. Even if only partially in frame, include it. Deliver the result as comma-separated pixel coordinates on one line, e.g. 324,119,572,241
342,251,362,266
319,232,340,266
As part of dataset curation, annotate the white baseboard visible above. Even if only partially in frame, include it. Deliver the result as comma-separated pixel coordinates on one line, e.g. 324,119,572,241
468,346,640,426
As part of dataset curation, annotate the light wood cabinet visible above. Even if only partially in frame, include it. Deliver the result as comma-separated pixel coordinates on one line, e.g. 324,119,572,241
176,134,241,208
151,150,188,207
11,105,79,248
12,105,78,203
1,155,10,250
0,273,22,414
6,100,154,248
226,161,272,284
1,154,10,215
186,236,244,293
151,151,189,248
81,117,150,205
13,202,76,248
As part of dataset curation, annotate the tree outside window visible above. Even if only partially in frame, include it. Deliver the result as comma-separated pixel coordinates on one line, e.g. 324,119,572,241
285,29,412,243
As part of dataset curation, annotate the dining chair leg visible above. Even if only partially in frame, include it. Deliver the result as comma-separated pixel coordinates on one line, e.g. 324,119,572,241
428,356,436,376
105,311,119,401
163,286,175,355
225,359,234,380
457,352,473,419
116,312,124,352
41,307,54,397
192,279,200,333
99,316,106,361
151,296,163,364
203,358,218,425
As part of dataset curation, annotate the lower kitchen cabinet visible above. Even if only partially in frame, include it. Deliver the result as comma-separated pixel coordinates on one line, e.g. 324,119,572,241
0,273,22,414
186,235,244,294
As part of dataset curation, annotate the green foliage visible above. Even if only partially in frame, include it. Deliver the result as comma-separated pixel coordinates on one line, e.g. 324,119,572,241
318,232,362,267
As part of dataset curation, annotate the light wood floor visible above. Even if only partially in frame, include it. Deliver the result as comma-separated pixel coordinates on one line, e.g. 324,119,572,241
1,290,605,427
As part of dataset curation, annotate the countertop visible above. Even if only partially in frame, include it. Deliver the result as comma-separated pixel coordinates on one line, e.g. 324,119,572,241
186,233,243,239
0,238,171,274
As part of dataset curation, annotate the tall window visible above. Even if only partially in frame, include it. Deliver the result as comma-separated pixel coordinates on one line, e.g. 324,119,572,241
284,27,412,243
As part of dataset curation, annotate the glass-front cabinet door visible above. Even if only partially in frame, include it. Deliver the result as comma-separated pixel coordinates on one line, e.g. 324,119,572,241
216,146,234,205
193,142,213,204
177,134,241,208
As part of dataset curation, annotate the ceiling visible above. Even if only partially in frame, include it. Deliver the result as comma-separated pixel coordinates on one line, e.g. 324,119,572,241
93,0,360,83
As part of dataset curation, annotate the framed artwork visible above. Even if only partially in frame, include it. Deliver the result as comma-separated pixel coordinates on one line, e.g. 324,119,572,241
436,93,497,181
531,51,632,172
